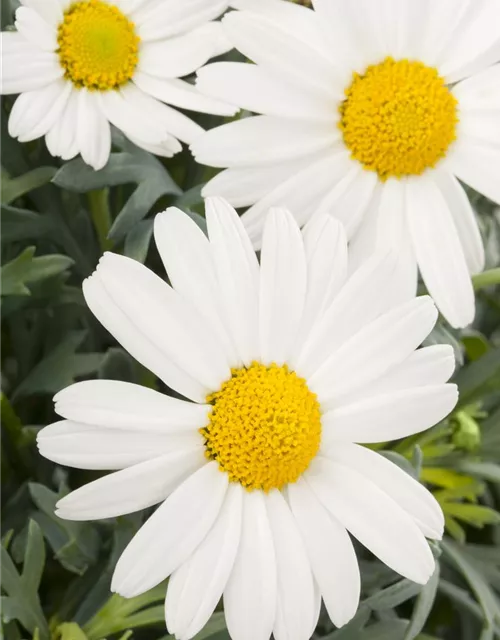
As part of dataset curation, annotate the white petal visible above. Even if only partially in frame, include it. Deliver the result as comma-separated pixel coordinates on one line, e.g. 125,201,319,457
202,157,318,209
76,89,111,170
139,22,231,79
338,344,456,405
453,63,500,111
165,483,243,639
90,252,231,396
9,79,70,142
97,85,170,146
419,0,471,67
112,461,228,597
321,384,458,444
54,379,209,432
267,490,316,640
224,491,277,640
309,296,439,404
135,0,227,41
322,443,444,540
37,420,201,470
222,10,339,99
19,0,63,24
307,457,436,584
134,73,237,116
122,132,182,158
83,268,212,404
0,32,63,94
445,137,500,205
191,115,339,168
287,478,360,628
15,6,57,51
154,207,239,367
205,197,260,366
406,175,476,328
433,170,485,275
55,448,205,521
292,252,399,379
241,150,352,248
45,88,79,160
438,1,500,82
196,62,335,122
298,215,348,343
259,208,307,365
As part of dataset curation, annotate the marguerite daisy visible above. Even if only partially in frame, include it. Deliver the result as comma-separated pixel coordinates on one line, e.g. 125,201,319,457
38,198,458,640
1,0,236,170
192,0,500,329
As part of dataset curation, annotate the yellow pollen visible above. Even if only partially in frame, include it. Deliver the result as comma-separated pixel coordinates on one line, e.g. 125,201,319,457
57,0,140,91
201,362,322,492
339,57,458,180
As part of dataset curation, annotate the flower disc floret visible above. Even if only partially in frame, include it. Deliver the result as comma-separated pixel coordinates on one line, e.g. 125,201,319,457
57,0,140,91
340,57,458,180
201,362,322,491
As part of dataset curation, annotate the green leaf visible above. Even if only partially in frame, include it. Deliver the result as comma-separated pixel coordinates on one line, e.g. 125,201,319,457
360,620,410,639
403,563,440,640
1,205,54,242
455,347,500,407
444,514,467,543
462,331,490,361
29,483,100,575
124,219,154,263
472,268,500,291
53,151,182,241
1,247,74,296
55,623,89,640
324,605,370,639
13,331,103,399
458,461,500,483
1,166,57,204
363,579,422,611
443,503,500,528
0,520,49,639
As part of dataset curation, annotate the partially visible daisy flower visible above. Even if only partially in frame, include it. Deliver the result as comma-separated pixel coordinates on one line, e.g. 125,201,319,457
193,0,500,328
38,198,457,640
1,0,236,169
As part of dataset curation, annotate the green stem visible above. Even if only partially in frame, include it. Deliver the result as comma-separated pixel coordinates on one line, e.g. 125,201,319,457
472,268,500,291
88,189,112,252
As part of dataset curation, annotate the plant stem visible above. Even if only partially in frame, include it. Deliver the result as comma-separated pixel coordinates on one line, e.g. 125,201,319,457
472,268,500,291
88,189,112,252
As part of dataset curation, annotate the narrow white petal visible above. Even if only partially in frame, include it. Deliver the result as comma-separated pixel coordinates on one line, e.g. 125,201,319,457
222,11,339,99
433,170,485,275
76,89,111,170
112,462,228,598
292,252,399,379
165,483,243,639
259,208,307,365
10,80,70,142
135,0,227,41
19,0,63,24
45,88,79,160
453,64,500,111
122,132,182,158
37,420,201,470
205,197,260,366
1,32,63,94
15,6,57,51
54,379,209,432
287,478,360,628
307,457,436,584
196,62,335,122
224,491,277,640
322,443,444,540
267,490,316,640
309,296,439,404
445,137,500,206
154,207,239,367
91,253,231,395
298,215,348,343
338,344,456,405
419,0,471,67
56,448,205,520
406,176,476,328
134,73,237,116
83,272,208,404
192,115,339,168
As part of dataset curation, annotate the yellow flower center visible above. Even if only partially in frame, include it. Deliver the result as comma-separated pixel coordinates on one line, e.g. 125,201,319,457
57,0,140,91
339,57,458,180
201,362,321,492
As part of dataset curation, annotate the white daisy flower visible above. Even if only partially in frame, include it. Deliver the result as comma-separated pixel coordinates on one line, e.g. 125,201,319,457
1,0,236,170
192,0,500,329
37,197,457,640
